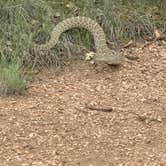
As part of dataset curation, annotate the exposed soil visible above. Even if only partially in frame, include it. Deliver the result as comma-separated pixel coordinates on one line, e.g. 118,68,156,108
0,42,166,165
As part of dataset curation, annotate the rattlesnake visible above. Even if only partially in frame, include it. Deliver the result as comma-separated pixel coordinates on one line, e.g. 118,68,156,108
35,16,125,65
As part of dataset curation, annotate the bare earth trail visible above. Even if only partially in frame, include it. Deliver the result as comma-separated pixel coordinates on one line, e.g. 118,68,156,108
0,43,166,165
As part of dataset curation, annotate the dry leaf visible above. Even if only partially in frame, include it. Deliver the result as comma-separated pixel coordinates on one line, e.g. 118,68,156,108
154,29,161,39
124,40,134,48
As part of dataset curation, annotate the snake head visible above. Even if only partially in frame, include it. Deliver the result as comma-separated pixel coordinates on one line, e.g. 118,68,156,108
94,54,124,65
85,52,124,65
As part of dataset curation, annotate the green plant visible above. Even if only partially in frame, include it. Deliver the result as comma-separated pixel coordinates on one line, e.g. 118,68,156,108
0,0,165,96
0,0,165,70
0,0,55,68
0,62,26,95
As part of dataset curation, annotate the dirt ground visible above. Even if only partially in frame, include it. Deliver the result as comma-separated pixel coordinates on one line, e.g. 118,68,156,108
0,42,166,165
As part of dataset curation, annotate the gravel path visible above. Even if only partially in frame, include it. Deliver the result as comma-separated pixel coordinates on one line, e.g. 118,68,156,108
0,43,166,165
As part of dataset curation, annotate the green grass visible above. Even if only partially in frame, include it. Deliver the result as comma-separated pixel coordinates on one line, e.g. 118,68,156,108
1,0,165,67
0,62,26,95
0,0,165,95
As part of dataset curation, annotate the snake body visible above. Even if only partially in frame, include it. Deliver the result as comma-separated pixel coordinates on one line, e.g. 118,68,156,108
36,16,124,64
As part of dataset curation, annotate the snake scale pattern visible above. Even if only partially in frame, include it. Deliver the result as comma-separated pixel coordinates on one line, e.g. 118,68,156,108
36,16,124,64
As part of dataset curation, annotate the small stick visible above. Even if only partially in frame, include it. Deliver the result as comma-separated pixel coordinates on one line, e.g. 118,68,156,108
85,104,113,112
125,55,139,61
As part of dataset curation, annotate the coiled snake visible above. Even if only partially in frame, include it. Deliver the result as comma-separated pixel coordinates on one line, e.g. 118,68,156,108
35,16,125,65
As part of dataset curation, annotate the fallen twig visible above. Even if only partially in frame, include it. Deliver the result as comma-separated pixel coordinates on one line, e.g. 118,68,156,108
141,35,166,49
84,104,113,112
125,55,140,61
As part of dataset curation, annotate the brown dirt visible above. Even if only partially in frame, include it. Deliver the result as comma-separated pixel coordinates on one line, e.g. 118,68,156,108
0,42,166,165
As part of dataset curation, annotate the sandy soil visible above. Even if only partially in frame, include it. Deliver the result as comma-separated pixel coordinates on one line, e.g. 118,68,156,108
0,42,166,165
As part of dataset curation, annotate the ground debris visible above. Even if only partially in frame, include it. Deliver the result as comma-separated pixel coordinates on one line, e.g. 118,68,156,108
0,42,165,165
84,103,113,112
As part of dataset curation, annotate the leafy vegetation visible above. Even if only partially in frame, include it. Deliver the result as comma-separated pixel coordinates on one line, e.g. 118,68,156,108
0,62,26,95
0,0,165,95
